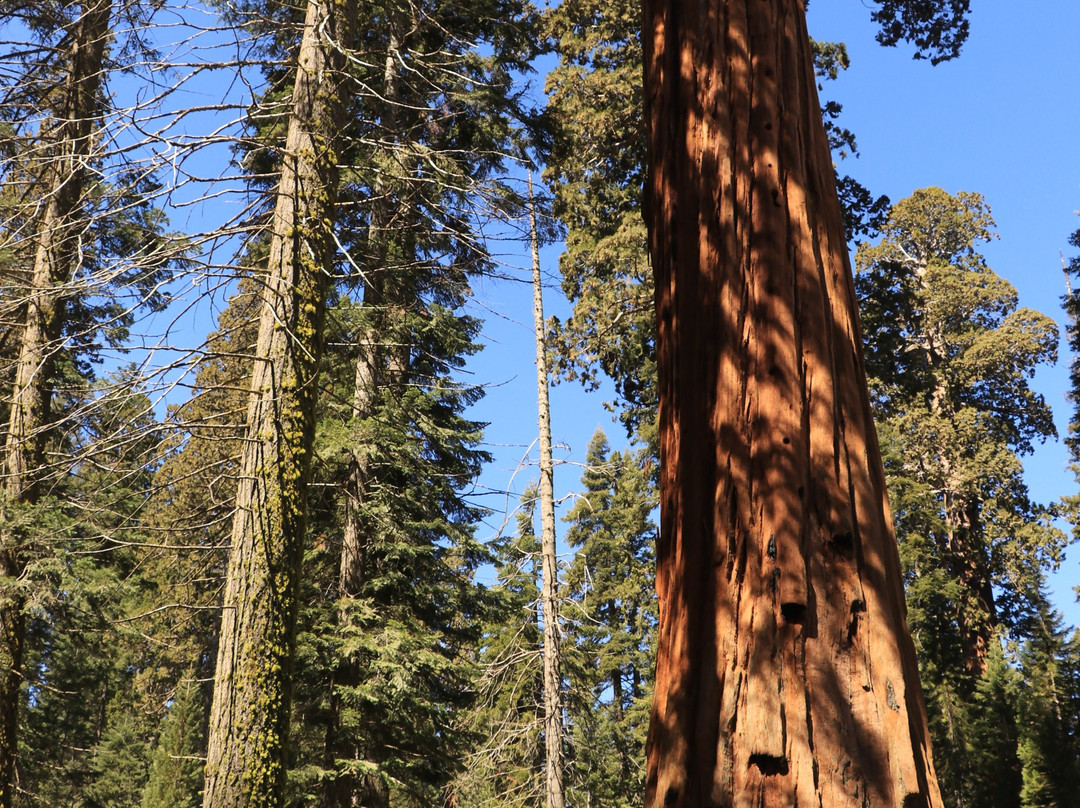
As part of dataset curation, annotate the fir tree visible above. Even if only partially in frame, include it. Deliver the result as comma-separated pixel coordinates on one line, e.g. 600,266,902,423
561,430,656,808
455,488,544,808
141,676,205,808
18,379,169,808
0,4,178,797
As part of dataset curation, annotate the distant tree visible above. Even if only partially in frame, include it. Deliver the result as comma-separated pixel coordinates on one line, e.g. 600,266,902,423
1062,222,1080,533
455,488,545,808
526,176,566,808
857,187,1064,805
18,380,167,808
562,429,656,808
857,187,1061,671
141,676,205,808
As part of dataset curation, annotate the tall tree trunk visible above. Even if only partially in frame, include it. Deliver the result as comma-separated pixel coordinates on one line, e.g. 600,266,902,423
529,176,566,808
944,486,994,677
640,1,943,806
324,29,409,808
202,2,355,806
0,2,111,803
915,261,994,678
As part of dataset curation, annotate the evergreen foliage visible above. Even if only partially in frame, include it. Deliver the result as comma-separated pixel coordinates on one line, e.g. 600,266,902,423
562,430,656,808
18,381,168,807
188,0,540,803
455,488,544,808
294,294,494,808
543,0,887,441
141,676,205,808
0,4,1079,807
856,187,1068,806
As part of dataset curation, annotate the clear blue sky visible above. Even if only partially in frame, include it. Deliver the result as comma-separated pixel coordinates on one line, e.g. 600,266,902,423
807,0,1080,625
468,0,1080,625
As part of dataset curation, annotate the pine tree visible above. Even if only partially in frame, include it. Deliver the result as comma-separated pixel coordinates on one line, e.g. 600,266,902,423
526,174,566,808
561,430,656,808
294,0,538,802
297,294,493,808
0,4,113,798
0,3,182,798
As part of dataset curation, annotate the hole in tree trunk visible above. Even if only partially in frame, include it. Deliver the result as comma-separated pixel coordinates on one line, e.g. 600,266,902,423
830,530,855,555
748,754,789,776
781,602,806,624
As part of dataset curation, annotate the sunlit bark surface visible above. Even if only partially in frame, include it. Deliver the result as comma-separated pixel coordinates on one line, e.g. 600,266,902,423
529,177,567,808
641,0,943,805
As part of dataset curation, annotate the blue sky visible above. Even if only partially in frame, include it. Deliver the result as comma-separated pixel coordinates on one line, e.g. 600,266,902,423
468,0,1080,625
807,0,1080,624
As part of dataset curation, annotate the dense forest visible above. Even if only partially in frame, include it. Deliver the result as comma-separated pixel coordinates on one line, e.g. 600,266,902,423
0,0,1079,807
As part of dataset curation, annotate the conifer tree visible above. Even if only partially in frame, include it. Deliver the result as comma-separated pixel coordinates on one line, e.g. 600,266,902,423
18,380,168,808
638,3,972,805
857,188,1061,672
0,3,181,797
141,676,205,808
857,188,1064,805
561,430,656,808
455,488,545,808
297,0,537,800
201,0,358,804
527,174,565,808
543,0,886,440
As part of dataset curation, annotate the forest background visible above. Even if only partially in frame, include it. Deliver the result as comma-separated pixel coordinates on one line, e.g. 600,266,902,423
480,0,1080,627
4,0,1080,807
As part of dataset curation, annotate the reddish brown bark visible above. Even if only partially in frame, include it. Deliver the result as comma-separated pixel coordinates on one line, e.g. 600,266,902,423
640,1,942,806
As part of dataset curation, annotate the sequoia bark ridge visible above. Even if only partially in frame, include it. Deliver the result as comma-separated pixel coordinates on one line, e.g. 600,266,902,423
640,0,943,806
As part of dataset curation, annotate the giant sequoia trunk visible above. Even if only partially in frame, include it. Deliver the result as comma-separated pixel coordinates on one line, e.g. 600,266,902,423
0,2,111,803
202,2,355,806
640,1,943,806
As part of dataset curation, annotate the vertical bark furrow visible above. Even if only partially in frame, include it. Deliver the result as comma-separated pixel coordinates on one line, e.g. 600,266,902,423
642,0,942,805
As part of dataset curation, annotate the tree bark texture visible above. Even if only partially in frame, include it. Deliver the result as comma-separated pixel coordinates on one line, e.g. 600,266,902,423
529,176,566,808
640,1,943,806
0,2,111,804
202,2,355,806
